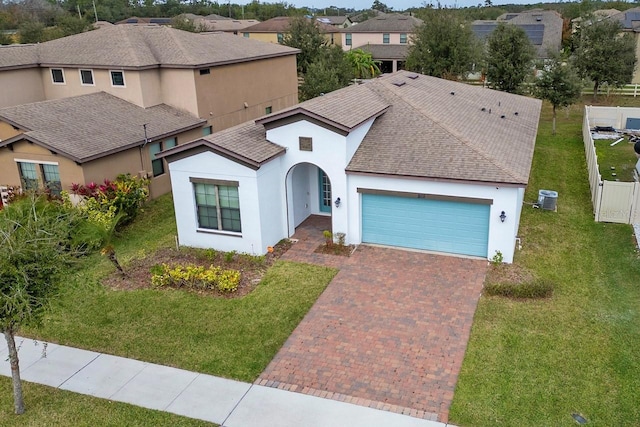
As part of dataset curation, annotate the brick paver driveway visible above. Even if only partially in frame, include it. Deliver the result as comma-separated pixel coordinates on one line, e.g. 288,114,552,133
257,217,487,422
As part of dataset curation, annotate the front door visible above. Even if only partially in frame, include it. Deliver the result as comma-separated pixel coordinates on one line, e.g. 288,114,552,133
318,170,332,213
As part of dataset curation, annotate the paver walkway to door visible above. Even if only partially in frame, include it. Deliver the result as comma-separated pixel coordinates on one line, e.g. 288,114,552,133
258,216,487,422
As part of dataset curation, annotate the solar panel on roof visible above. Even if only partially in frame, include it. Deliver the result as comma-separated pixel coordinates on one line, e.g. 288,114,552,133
150,18,171,24
520,24,544,45
126,19,138,23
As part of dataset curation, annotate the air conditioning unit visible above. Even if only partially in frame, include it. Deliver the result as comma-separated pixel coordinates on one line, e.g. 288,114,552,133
537,189,558,211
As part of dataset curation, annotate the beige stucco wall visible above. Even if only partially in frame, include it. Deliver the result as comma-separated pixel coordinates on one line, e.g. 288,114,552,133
40,67,147,107
0,141,85,189
246,33,279,43
0,126,205,198
138,69,163,107
195,55,298,131
0,68,45,108
633,33,640,84
342,32,410,51
0,121,22,141
159,68,199,117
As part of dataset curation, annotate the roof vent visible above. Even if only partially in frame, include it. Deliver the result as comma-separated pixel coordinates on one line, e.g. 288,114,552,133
514,112,519,116
450,91,455,95
501,115,505,119
481,107,486,112
392,81,406,87
407,74,419,80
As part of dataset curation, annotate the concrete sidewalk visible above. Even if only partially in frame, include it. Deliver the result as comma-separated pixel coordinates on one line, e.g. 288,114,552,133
1,337,456,427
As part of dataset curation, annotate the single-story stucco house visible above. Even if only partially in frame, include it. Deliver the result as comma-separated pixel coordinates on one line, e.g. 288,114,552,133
158,71,542,263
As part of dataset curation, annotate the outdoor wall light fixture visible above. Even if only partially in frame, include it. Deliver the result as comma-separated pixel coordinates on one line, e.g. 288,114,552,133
500,211,507,223
334,197,341,208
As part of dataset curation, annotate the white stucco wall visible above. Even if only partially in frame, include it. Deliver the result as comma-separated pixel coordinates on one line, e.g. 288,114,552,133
256,158,287,252
169,151,270,254
347,174,524,263
267,120,365,238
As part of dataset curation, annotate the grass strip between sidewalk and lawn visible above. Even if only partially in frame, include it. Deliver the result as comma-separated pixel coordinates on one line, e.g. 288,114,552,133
0,377,213,427
449,98,640,426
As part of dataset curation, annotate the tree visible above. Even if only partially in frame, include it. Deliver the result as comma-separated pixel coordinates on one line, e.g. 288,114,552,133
17,20,46,43
345,49,380,79
371,0,391,12
534,54,582,134
485,23,535,93
299,45,353,101
406,8,480,80
573,18,636,99
0,195,78,414
282,17,327,75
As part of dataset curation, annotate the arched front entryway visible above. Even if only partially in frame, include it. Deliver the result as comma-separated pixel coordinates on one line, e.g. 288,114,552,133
285,162,332,237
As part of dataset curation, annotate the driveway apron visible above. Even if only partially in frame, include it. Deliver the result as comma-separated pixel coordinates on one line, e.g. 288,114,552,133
258,217,487,422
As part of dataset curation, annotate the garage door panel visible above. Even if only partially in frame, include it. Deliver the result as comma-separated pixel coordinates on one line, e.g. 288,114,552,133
362,194,489,257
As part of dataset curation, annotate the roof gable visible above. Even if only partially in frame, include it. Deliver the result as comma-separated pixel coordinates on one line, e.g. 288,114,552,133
343,14,422,33
0,92,204,163
0,26,298,70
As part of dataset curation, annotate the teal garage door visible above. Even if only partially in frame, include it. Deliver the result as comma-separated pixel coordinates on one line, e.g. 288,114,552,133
361,193,490,257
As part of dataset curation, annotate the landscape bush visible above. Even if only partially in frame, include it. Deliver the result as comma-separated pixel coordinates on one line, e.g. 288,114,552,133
151,263,241,293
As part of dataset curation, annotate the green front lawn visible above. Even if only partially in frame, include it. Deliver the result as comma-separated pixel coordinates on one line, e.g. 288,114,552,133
20,195,337,382
449,98,640,426
0,377,212,427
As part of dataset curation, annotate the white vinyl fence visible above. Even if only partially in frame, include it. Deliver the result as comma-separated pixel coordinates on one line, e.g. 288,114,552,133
583,106,640,224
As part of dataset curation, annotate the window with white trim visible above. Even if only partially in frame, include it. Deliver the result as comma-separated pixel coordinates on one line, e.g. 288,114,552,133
193,181,241,232
400,33,407,44
110,70,125,87
383,33,390,44
80,69,94,85
51,68,65,84
17,162,62,196
345,33,352,46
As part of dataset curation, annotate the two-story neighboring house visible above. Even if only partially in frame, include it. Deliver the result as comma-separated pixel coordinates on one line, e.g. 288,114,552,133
472,9,563,59
241,16,342,46
340,14,423,73
0,25,299,198
316,16,353,29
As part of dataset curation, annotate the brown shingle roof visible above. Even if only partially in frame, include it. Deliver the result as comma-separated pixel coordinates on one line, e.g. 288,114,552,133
243,16,340,33
0,25,298,70
256,83,390,132
159,121,285,168
165,72,541,184
342,14,422,33
346,72,541,184
0,92,205,163
0,44,39,70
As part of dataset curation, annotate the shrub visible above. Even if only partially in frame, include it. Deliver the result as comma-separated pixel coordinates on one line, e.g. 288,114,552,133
323,230,333,245
69,173,149,226
151,263,241,293
335,232,346,246
484,278,554,299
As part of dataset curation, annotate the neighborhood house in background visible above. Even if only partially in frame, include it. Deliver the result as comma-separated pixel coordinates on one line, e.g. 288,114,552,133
0,25,299,198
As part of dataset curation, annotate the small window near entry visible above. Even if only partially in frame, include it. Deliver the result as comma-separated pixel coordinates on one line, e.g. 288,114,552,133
383,33,390,44
202,126,212,136
110,70,125,87
400,33,407,44
51,68,65,84
277,33,283,43
199,68,210,75
299,137,313,152
265,106,272,115
194,182,241,232
80,69,94,85
345,33,352,46
243,32,250,38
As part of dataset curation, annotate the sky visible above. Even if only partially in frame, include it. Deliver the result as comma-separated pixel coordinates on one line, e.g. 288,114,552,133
287,0,536,11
